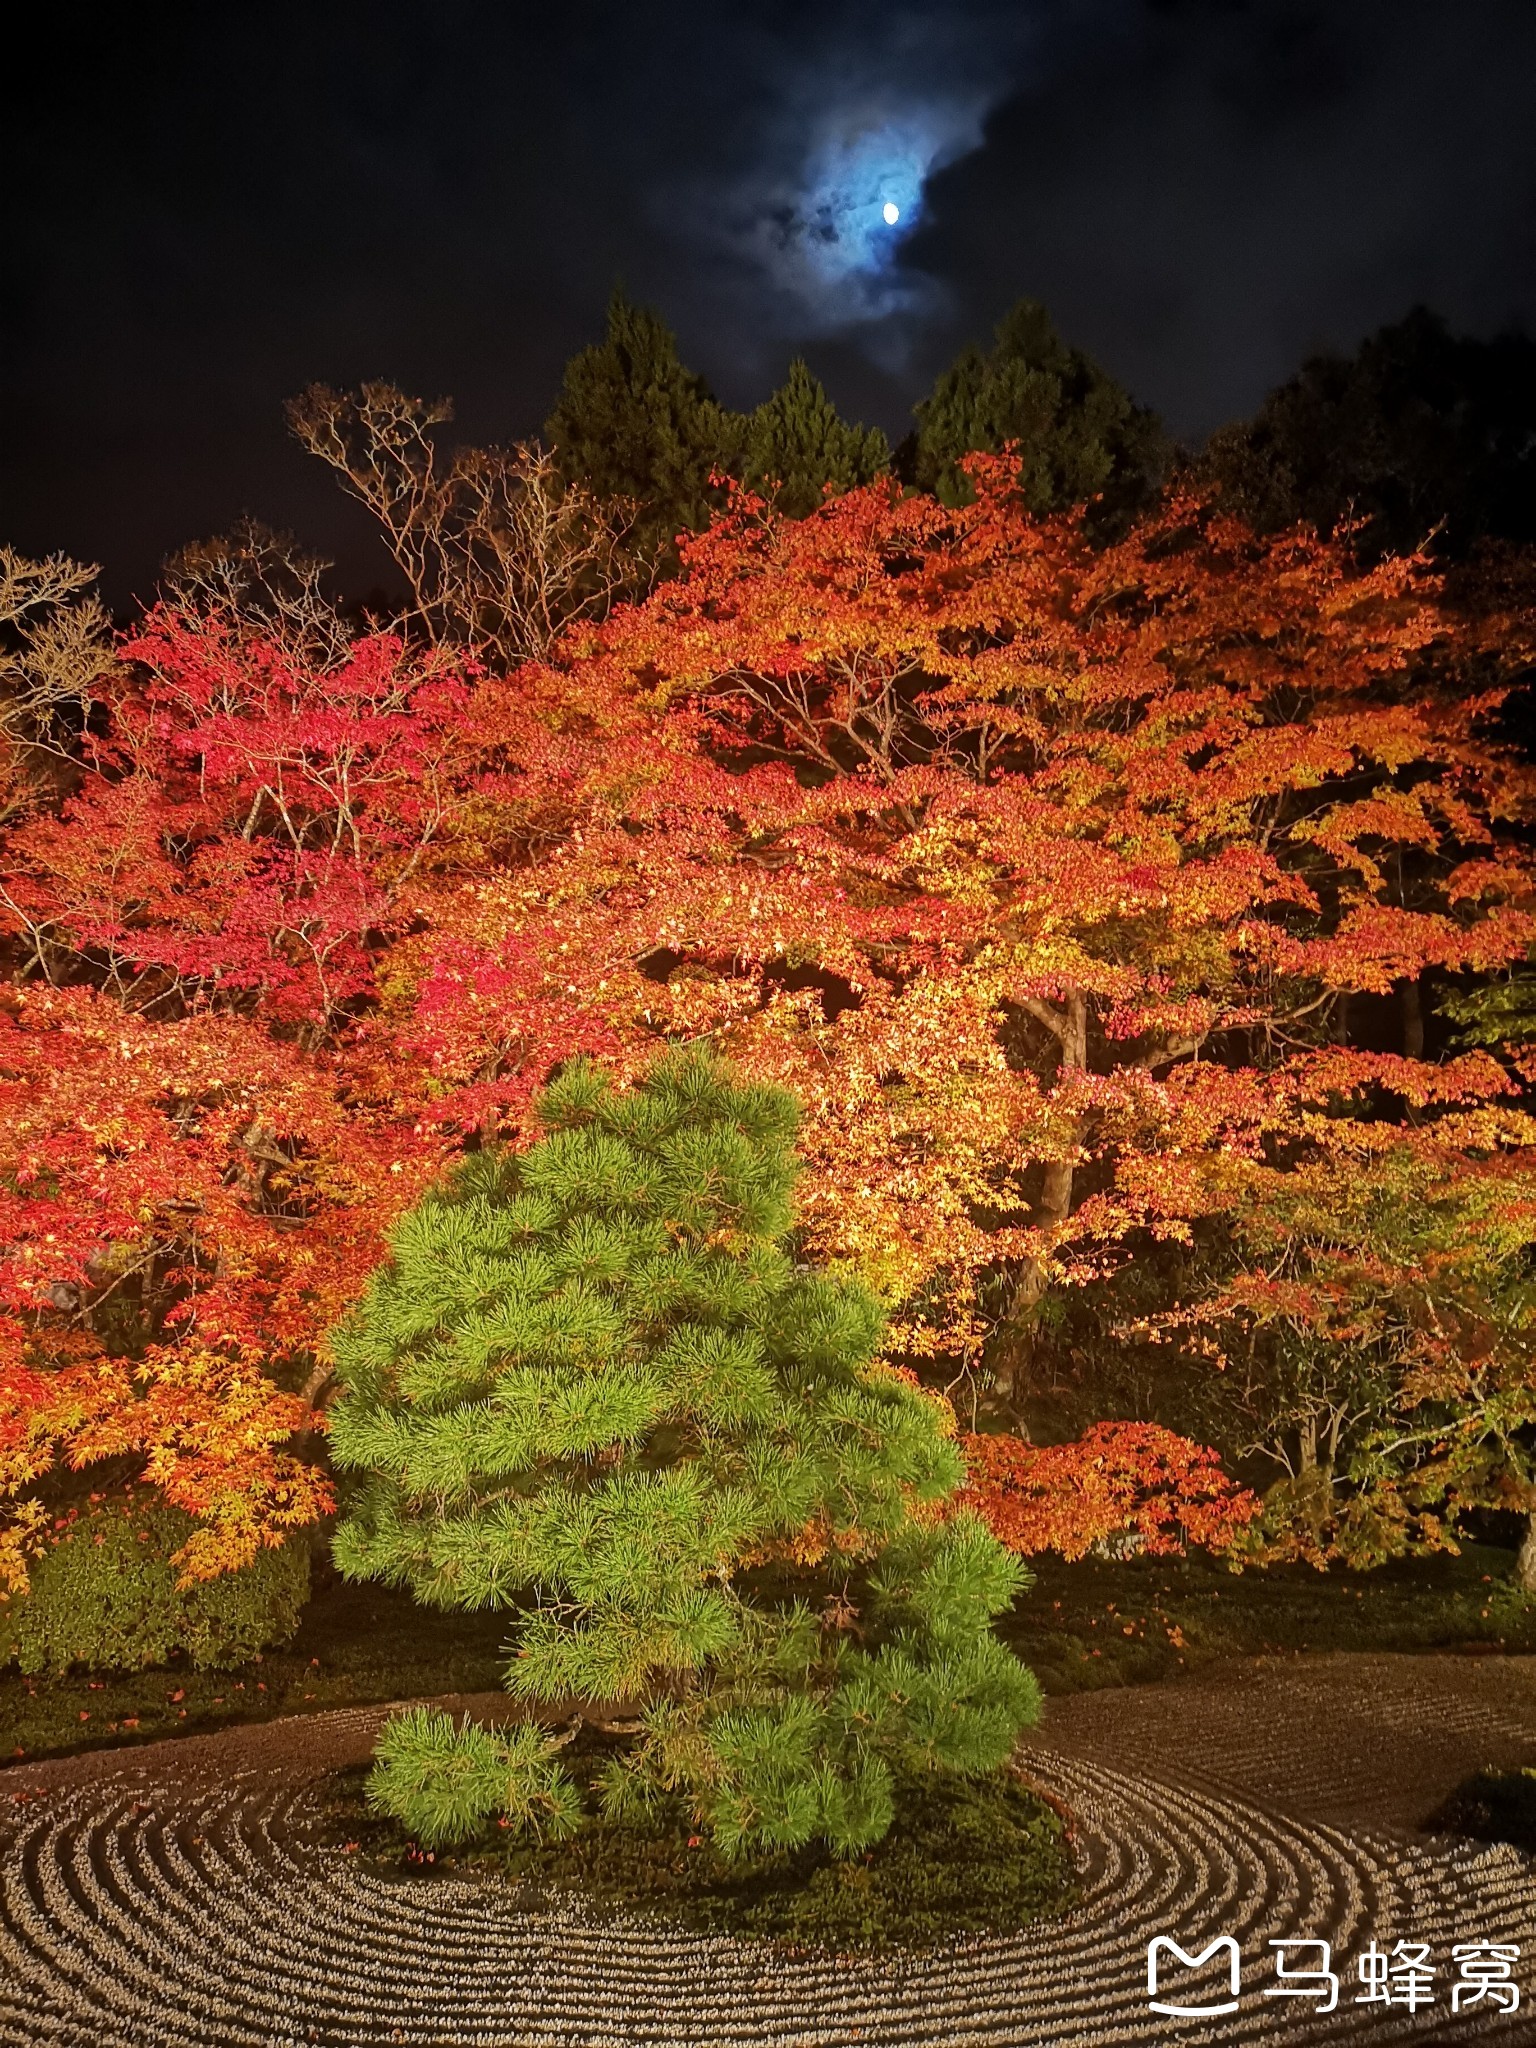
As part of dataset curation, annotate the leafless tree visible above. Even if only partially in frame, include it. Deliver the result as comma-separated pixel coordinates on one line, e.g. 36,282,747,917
0,546,116,822
286,382,638,667
161,519,355,668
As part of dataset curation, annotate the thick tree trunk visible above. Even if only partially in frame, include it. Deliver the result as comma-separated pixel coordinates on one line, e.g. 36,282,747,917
989,989,1087,1420
989,1223,1061,1418
1517,1510,1536,1596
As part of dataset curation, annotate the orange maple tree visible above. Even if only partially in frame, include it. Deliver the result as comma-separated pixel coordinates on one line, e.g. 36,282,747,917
376,464,1536,1559
0,618,471,1576
0,986,443,1579
956,1423,1261,1560
6,463,1536,1574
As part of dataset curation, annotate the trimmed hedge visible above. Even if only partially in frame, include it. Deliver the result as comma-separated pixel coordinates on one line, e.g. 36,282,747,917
0,1493,309,1676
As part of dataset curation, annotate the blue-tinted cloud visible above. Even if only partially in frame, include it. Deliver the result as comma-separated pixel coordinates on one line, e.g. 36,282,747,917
673,6,1043,340
754,97,987,318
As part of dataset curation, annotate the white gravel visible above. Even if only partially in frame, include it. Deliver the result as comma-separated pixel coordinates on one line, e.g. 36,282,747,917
2,1664,1533,2047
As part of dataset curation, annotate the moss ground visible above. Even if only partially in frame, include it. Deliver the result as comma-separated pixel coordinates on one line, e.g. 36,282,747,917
310,1751,1077,1954
2,1538,1530,1769
998,1538,1535,1694
1,1570,510,1765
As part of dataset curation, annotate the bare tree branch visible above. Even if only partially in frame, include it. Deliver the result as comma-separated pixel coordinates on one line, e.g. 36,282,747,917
161,519,355,666
287,382,638,666
0,545,116,823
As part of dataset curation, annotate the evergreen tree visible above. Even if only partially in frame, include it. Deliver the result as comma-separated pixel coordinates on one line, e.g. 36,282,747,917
910,298,1164,523
330,1048,1040,1858
742,359,890,519
1201,307,1536,562
546,291,742,568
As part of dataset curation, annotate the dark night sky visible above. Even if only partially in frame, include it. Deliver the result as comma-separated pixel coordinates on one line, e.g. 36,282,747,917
6,0,1536,604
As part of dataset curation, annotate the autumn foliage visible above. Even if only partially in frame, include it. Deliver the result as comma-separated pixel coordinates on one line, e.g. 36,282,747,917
5,455,1536,1580
956,1424,1260,1561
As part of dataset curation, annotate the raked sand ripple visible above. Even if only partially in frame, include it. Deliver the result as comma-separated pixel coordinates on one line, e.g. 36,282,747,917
2,1661,1535,2048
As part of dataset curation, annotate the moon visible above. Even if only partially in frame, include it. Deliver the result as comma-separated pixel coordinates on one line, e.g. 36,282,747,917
882,200,901,225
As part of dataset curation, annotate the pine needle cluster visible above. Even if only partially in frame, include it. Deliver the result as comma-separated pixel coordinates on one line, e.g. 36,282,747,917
330,1048,1041,1858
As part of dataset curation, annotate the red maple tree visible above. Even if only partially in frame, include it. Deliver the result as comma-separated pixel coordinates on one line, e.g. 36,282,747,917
6,464,1536,1573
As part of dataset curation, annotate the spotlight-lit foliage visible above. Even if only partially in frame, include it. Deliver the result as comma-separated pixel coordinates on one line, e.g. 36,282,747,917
0,984,442,1580
5,459,1536,1576
956,1423,1260,1563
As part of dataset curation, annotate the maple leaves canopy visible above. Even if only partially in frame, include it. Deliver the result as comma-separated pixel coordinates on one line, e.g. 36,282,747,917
406,464,1536,1368
5,459,1536,1573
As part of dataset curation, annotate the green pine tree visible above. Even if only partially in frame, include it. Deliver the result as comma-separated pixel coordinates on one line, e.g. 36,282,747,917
911,298,1164,523
742,359,891,519
546,290,743,569
330,1048,1041,1859
1201,307,1536,562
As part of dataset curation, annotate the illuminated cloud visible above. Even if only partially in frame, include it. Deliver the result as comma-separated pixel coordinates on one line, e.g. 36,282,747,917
757,98,985,321
670,5,1040,342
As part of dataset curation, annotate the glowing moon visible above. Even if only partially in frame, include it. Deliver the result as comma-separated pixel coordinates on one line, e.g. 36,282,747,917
882,201,900,225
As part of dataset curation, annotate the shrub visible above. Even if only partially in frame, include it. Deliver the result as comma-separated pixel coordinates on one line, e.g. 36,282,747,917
1429,1768,1536,1853
331,1048,1042,1859
0,1492,309,1676
369,1708,584,1847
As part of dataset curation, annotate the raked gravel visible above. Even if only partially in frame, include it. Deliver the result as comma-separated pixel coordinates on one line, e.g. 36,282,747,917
2,1656,1534,2047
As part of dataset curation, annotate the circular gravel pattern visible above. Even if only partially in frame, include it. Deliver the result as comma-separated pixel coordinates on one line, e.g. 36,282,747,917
1032,1653,1536,1834
2,1663,1534,2047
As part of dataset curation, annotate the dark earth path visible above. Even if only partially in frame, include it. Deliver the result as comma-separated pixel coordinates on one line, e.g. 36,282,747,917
2,1654,1533,2047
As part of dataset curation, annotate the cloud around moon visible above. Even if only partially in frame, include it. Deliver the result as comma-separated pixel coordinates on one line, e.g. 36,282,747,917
667,3,1043,344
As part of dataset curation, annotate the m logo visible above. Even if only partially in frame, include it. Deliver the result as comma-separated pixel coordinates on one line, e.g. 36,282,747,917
1147,1935,1242,2016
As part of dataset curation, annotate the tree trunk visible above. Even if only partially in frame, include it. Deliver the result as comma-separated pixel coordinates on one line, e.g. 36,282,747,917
989,989,1086,1420
1402,976,1425,1060
989,1210,1062,1418
1517,1510,1536,1597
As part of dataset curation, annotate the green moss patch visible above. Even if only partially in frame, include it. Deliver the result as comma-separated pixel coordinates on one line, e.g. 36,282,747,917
311,1750,1077,1954
999,1541,1536,1695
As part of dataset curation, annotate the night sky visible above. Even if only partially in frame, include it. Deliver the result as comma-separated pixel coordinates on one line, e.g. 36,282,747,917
6,0,1535,603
